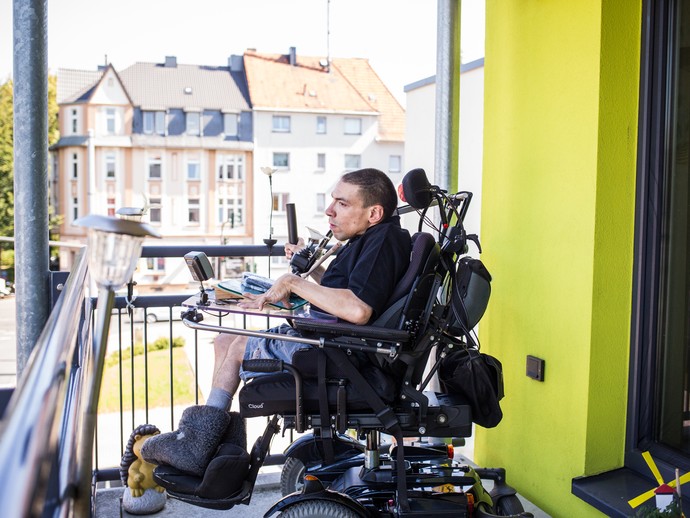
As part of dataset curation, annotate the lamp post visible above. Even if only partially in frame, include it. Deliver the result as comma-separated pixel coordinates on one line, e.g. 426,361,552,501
218,212,234,276
72,214,159,517
260,167,277,248
116,205,148,319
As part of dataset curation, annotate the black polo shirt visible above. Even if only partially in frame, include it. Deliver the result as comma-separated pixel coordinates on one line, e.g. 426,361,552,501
319,215,411,323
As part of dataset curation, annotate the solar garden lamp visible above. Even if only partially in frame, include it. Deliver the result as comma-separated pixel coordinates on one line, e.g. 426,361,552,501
72,214,160,510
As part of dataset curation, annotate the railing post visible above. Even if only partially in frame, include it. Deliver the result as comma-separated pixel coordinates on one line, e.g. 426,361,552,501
13,0,51,376
75,288,116,518
435,0,462,193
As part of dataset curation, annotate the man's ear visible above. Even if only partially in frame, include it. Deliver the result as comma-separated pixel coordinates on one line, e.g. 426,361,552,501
368,205,384,225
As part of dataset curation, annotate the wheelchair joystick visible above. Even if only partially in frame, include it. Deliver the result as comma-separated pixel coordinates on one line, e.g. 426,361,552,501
184,251,214,306
289,228,334,275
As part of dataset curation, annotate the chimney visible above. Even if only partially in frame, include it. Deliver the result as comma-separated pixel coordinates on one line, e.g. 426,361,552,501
289,47,297,66
229,55,244,72
164,56,177,68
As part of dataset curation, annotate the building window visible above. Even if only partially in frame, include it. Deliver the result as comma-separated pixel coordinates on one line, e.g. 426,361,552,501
186,112,200,135
70,109,78,134
272,115,291,133
148,157,162,179
224,113,239,136
188,198,200,224
107,197,116,217
187,160,200,180
105,108,117,134
629,0,690,485
344,117,362,135
316,193,326,213
317,153,326,170
71,153,78,179
218,197,243,226
146,258,166,271
316,116,327,134
218,155,244,180
143,112,153,134
273,152,290,169
273,193,290,213
71,197,78,221
105,153,116,179
143,111,165,135
389,155,402,173
344,154,361,170
149,197,161,223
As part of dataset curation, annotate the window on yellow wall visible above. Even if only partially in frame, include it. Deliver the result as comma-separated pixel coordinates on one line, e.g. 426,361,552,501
630,0,690,476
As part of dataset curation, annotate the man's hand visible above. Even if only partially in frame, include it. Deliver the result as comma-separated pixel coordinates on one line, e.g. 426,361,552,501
284,238,305,261
239,273,295,310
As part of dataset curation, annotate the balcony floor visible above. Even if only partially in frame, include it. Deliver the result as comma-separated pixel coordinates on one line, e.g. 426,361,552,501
95,468,282,517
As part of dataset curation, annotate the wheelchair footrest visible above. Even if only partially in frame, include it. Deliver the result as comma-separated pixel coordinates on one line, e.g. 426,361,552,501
162,481,251,511
153,443,251,510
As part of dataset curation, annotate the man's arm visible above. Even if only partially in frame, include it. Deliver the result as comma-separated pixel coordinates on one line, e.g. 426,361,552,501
239,273,372,325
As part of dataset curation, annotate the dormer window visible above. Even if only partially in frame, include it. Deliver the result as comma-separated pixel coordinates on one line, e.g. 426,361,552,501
224,113,239,136
143,111,165,135
186,112,200,136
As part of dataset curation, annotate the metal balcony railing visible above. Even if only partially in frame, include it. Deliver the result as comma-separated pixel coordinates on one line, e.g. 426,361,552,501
0,242,288,517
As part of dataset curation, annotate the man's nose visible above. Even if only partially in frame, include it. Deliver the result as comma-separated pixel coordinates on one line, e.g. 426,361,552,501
325,202,335,216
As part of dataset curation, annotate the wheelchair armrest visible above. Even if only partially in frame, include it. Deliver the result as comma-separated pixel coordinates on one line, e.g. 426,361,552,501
293,319,410,344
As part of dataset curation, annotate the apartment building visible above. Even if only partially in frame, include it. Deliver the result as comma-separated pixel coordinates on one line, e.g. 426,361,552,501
243,47,405,271
51,48,405,287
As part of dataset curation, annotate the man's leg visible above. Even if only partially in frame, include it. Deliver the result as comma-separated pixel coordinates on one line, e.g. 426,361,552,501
207,333,247,411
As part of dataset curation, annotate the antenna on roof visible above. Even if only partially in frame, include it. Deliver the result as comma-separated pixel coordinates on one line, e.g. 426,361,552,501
104,54,108,66
325,0,331,72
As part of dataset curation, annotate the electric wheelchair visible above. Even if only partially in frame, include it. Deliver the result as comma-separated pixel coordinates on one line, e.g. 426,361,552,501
154,169,531,517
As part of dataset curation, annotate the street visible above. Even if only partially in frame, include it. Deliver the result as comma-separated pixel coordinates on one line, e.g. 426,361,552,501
0,296,16,387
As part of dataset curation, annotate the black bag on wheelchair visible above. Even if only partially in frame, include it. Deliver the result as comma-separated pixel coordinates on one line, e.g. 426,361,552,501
439,347,504,428
439,256,503,428
447,256,492,335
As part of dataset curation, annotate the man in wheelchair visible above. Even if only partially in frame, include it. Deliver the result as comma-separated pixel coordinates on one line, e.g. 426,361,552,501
141,167,525,517
141,168,412,478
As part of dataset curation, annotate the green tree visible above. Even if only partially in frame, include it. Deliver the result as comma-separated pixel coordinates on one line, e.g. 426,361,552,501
0,79,14,239
0,76,61,271
48,75,59,146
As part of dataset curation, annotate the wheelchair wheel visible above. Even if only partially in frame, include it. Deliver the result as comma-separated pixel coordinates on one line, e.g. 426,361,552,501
278,500,359,517
494,495,525,515
281,457,306,496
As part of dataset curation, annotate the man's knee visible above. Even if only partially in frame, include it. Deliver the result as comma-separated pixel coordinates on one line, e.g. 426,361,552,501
214,334,248,358
214,333,235,347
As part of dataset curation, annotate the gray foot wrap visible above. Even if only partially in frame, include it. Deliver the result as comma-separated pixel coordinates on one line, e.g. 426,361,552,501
141,405,230,477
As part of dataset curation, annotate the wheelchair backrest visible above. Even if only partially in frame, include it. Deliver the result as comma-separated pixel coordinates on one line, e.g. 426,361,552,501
373,232,440,330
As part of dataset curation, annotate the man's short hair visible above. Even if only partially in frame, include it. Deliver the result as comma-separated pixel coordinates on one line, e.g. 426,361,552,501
341,168,398,219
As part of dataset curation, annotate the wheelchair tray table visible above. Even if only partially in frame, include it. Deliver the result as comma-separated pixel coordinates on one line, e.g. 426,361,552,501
181,289,338,323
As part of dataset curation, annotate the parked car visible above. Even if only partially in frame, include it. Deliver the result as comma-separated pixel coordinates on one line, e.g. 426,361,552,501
0,279,12,297
111,306,183,323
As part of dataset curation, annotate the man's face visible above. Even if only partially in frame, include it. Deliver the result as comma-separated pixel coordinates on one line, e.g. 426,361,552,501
325,181,377,241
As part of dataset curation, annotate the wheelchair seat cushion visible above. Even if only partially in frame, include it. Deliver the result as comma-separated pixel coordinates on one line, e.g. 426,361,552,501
238,364,397,419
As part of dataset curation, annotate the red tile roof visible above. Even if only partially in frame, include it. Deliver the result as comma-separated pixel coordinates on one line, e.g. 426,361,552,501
244,50,404,142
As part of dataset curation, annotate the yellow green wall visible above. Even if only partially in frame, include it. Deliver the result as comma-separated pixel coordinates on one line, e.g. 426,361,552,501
476,1,641,515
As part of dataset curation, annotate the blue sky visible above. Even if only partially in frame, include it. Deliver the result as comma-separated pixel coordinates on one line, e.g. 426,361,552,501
1,0,484,105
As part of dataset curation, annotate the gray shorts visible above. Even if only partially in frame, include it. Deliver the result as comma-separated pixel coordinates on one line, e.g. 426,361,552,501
239,323,311,381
